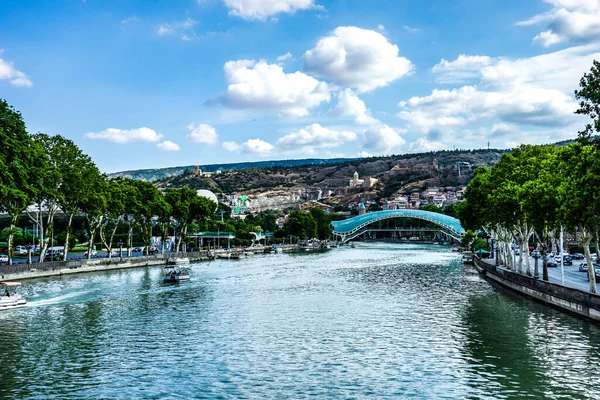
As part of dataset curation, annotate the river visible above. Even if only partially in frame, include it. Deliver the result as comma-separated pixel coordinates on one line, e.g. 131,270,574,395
1,243,600,399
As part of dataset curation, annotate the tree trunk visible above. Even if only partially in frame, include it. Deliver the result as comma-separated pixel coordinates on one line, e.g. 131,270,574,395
541,240,549,281
63,213,74,261
127,222,133,257
584,239,597,293
7,219,16,265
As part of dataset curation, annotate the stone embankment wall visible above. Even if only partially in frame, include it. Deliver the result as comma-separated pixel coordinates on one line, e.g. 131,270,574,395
474,256,600,322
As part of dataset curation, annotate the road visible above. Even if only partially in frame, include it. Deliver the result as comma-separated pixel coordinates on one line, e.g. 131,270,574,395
484,255,597,292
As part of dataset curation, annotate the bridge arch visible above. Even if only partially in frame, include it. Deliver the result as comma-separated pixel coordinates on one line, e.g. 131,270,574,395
331,210,465,243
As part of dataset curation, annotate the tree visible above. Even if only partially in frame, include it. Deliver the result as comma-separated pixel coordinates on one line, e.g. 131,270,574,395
165,187,216,253
81,175,108,260
557,143,600,293
461,230,476,248
0,100,37,265
309,208,333,240
284,210,317,239
574,59,600,141
419,204,443,214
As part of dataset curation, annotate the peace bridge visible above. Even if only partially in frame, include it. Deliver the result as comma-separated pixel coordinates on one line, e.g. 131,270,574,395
331,210,465,243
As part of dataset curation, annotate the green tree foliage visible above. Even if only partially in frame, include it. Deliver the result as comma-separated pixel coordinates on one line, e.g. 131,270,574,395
284,210,317,239
460,230,476,248
0,99,39,263
575,59,600,140
309,208,333,240
419,204,443,214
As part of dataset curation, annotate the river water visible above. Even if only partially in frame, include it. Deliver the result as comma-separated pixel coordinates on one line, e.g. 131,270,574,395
1,243,600,399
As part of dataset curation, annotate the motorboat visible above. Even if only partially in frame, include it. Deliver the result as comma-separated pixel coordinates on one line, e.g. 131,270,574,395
0,282,27,310
231,251,246,260
163,266,190,283
167,257,190,266
462,251,474,265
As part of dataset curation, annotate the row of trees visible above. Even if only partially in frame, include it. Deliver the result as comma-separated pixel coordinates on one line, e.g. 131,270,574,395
0,99,216,265
457,60,600,293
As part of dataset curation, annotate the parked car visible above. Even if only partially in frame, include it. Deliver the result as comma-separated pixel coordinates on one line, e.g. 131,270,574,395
563,255,573,265
531,250,541,258
133,247,142,252
0,254,8,264
544,256,558,268
514,249,520,256
588,268,600,280
83,249,97,257
579,262,600,272
14,245,28,255
572,253,585,260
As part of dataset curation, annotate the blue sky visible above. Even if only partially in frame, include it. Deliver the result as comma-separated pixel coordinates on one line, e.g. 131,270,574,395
1,0,598,172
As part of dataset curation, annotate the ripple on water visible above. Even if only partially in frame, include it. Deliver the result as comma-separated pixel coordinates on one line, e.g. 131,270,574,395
1,243,600,399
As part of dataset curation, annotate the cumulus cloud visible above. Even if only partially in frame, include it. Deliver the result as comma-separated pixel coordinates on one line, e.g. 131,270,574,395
432,55,492,83
223,0,322,21
303,26,413,92
331,89,379,125
216,59,330,117
0,57,33,87
517,0,600,46
84,127,163,143
276,52,293,62
276,123,357,154
187,123,219,144
222,138,274,156
157,18,197,39
156,140,180,151
362,125,406,154
407,137,448,153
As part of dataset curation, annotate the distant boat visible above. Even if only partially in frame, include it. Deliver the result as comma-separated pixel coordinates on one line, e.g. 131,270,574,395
0,282,27,310
351,243,357,248
163,266,190,283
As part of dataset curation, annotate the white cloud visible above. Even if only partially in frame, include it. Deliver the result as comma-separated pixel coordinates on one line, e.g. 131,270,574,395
276,52,293,62
432,55,492,83
157,18,197,37
84,127,163,143
223,0,321,21
362,125,406,154
222,141,241,152
276,123,357,153
408,137,448,153
403,25,419,33
331,89,379,125
187,123,219,144
358,151,373,157
518,0,600,46
156,141,180,151
0,58,32,87
122,16,140,24
303,26,414,92
377,24,385,31
217,59,330,117
222,138,274,156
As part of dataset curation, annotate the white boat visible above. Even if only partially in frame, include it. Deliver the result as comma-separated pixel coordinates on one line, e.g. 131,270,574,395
163,266,190,283
0,282,27,310
231,252,246,260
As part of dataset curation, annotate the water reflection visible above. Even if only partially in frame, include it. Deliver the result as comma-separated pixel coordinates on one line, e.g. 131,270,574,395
0,243,599,399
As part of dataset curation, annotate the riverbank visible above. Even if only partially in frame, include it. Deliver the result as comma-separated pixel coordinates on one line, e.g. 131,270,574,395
0,245,299,281
473,256,600,322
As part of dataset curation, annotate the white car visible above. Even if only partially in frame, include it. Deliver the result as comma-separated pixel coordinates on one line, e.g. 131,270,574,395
83,249,97,257
15,246,28,255
0,254,9,264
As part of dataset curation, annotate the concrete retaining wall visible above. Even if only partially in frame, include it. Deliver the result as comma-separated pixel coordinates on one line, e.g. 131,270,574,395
474,256,600,322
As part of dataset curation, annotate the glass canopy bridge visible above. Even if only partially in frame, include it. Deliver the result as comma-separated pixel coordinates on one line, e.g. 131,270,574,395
331,210,465,243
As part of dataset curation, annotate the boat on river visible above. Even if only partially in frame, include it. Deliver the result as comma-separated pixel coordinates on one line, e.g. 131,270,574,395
462,251,474,265
0,282,27,310
350,242,357,248
163,266,190,283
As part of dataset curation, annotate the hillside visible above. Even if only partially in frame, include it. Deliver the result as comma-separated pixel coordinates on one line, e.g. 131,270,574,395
152,149,507,210
109,157,355,181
